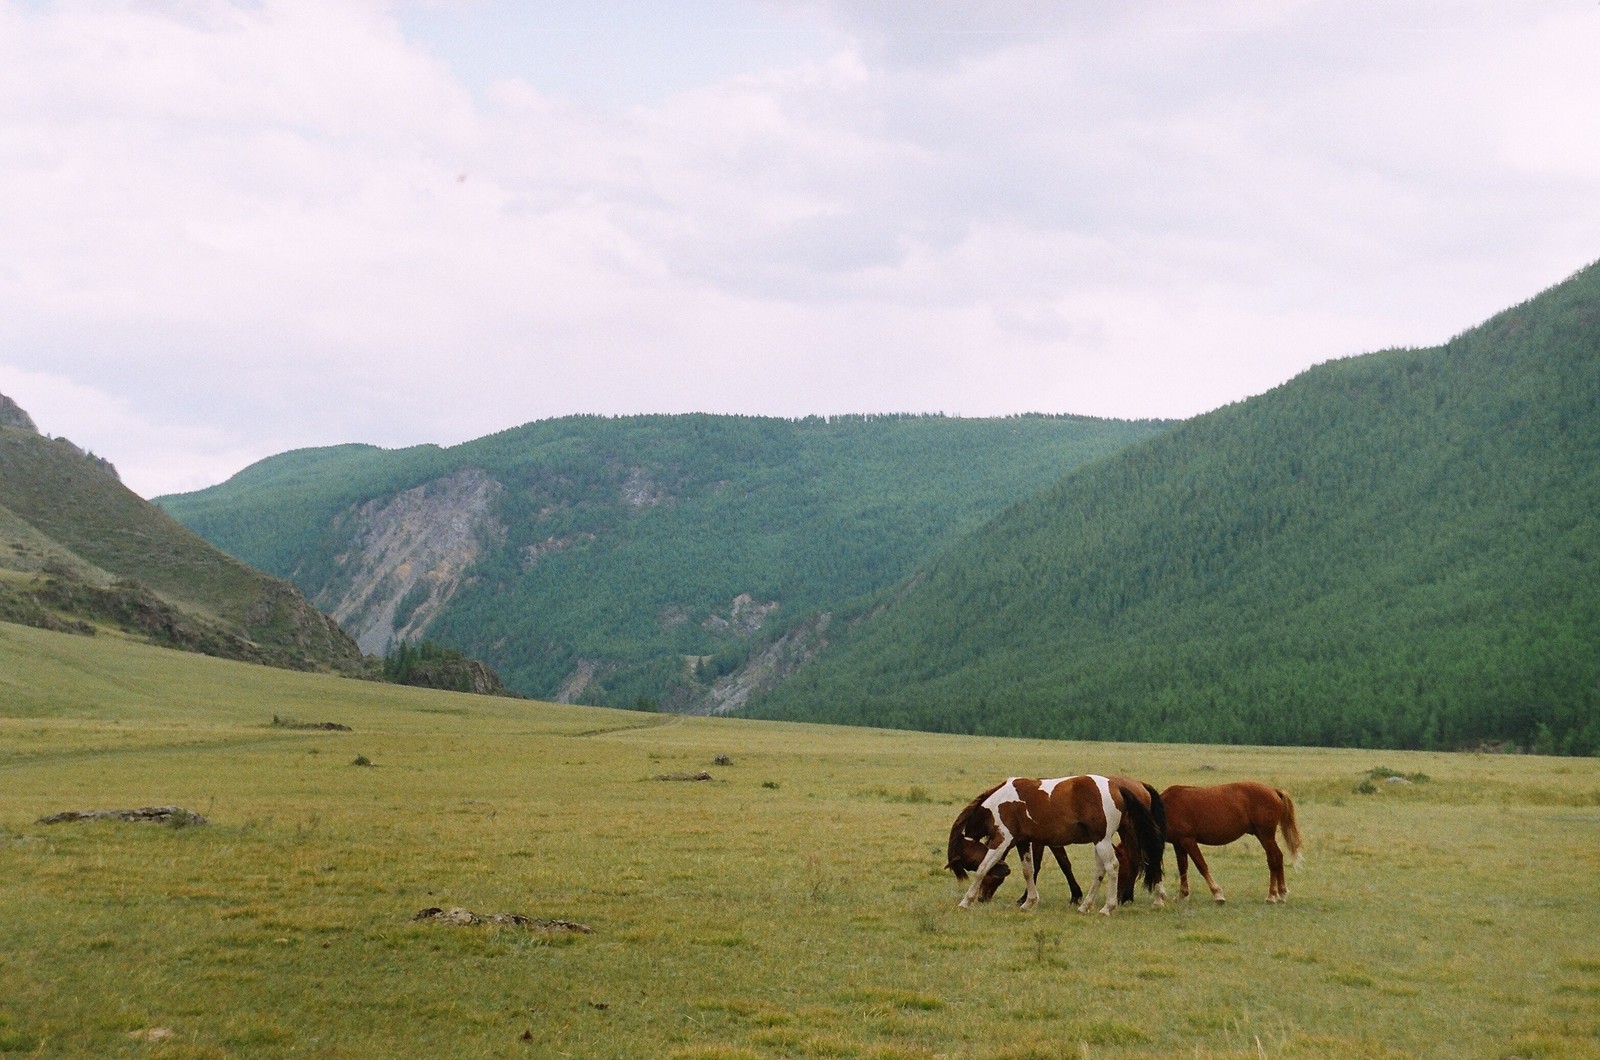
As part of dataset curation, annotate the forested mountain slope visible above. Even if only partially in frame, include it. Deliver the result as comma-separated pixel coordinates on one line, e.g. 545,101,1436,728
159,414,1171,708
747,263,1600,755
0,408,363,672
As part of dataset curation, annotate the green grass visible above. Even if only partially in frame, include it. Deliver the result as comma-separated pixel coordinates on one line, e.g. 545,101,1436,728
3,621,1599,1057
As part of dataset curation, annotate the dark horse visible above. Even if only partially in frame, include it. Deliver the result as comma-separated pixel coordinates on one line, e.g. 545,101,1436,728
967,775,1167,907
947,774,1165,914
1160,781,1304,903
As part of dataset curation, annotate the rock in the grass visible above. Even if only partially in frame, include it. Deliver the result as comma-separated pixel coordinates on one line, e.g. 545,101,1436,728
411,907,593,933
37,806,207,826
414,907,488,926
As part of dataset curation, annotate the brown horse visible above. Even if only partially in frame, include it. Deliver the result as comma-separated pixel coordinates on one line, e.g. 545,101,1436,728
968,776,1166,907
1160,781,1303,903
947,774,1165,914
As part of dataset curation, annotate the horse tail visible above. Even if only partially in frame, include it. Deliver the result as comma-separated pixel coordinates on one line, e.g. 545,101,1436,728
1119,785,1165,892
1143,782,1167,842
1277,789,1304,868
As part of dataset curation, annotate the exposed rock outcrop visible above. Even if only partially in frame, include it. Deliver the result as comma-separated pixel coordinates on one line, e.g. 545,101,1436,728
556,658,601,704
692,612,832,715
314,468,504,656
701,593,778,636
393,653,509,696
620,466,670,510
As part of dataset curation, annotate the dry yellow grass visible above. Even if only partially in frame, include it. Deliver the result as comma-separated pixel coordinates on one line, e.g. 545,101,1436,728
2,621,1599,1057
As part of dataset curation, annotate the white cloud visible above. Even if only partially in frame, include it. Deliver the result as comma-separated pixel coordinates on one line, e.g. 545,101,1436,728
1,0,1596,497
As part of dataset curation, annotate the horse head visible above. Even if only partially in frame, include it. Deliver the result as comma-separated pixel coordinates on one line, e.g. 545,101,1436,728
946,831,996,882
945,786,1003,881
947,834,1010,901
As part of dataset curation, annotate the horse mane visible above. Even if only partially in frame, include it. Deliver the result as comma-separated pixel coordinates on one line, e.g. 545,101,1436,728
946,782,1003,879
1118,785,1166,892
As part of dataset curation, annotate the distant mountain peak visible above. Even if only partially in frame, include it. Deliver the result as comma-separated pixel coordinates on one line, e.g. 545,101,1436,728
0,393,39,433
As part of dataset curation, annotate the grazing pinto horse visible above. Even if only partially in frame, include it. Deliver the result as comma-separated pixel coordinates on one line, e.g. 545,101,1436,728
1160,781,1304,903
971,776,1166,907
947,775,1165,914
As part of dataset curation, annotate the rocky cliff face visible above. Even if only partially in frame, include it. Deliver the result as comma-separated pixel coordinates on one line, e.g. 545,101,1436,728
1,393,39,433
690,611,832,715
312,467,505,656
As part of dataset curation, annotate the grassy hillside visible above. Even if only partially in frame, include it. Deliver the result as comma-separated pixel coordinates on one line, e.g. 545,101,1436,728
3,621,1598,1057
0,424,362,673
159,414,1171,706
751,263,1600,755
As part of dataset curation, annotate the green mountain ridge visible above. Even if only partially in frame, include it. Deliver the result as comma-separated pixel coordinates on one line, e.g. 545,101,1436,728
746,262,1600,754
158,413,1173,708
0,422,365,672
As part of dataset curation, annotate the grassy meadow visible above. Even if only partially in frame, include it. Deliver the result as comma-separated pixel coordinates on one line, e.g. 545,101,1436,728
3,622,1599,1058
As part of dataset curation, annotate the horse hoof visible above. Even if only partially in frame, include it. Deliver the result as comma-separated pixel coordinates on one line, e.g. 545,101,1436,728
1214,896,1226,905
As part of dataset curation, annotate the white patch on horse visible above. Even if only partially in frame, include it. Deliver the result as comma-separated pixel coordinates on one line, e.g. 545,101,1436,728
984,779,1022,813
981,780,1024,838
1038,776,1075,797
958,783,1021,908
1080,774,1121,915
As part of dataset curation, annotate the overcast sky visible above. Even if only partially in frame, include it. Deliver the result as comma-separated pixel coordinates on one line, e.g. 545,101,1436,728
3,0,1598,498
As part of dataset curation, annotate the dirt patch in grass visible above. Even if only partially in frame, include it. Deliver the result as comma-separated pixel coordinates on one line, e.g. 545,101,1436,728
37,806,207,826
270,715,352,731
411,907,593,933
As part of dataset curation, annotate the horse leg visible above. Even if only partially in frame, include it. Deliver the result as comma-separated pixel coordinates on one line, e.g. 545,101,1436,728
1174,843,1191,900
1094,836,1120,915
1115,841,1136,905
1018,841,1040,911
958,842,1012,908
1015,843,1046,907
977,858,1010,903
1184,840,1226,904
1078,843,1104,915
1261,834,1286,902
1049,845,1083,905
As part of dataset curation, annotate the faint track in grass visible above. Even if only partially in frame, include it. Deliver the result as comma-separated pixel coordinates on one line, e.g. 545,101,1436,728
566,714,683,738
0,731,340,772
